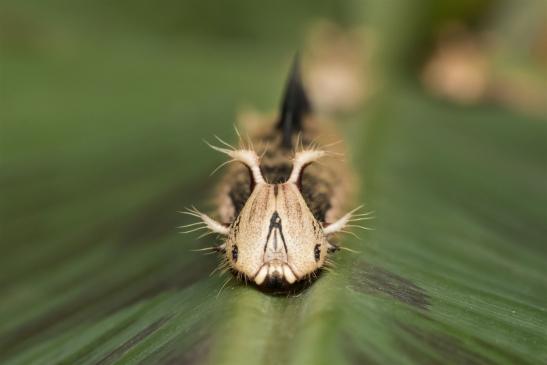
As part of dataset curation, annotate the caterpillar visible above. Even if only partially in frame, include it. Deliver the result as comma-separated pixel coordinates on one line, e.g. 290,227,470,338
184,57,364,288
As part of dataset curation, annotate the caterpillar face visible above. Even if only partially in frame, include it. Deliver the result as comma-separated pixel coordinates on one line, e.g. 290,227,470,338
184,146,355,287
226,182,328,285
182,58,359,288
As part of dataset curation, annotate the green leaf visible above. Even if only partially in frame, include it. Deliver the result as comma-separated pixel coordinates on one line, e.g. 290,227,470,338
1,3,546,364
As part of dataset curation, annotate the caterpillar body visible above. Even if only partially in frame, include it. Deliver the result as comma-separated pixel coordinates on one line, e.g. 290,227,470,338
185,58,361,288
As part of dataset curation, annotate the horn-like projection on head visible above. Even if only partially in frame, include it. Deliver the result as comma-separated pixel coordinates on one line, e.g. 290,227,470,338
288,149,326,184
278,55,312,149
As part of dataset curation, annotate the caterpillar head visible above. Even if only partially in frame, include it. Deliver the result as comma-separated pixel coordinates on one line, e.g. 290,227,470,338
221,148,337,286
227,181,330,286
188,147,351,287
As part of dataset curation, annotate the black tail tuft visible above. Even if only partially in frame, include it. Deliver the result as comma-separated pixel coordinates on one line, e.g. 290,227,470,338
277,55,311,149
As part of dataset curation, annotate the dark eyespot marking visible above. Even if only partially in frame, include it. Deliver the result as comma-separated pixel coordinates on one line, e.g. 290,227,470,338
232,245,238,262
314,244,321,262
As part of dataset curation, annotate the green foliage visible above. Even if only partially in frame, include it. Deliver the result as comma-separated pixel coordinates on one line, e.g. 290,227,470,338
1,1,546,364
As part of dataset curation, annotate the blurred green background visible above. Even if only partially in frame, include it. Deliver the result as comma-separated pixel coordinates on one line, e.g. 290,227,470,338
1,1,546,364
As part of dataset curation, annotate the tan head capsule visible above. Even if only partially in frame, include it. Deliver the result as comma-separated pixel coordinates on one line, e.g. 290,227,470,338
186,146,357,286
